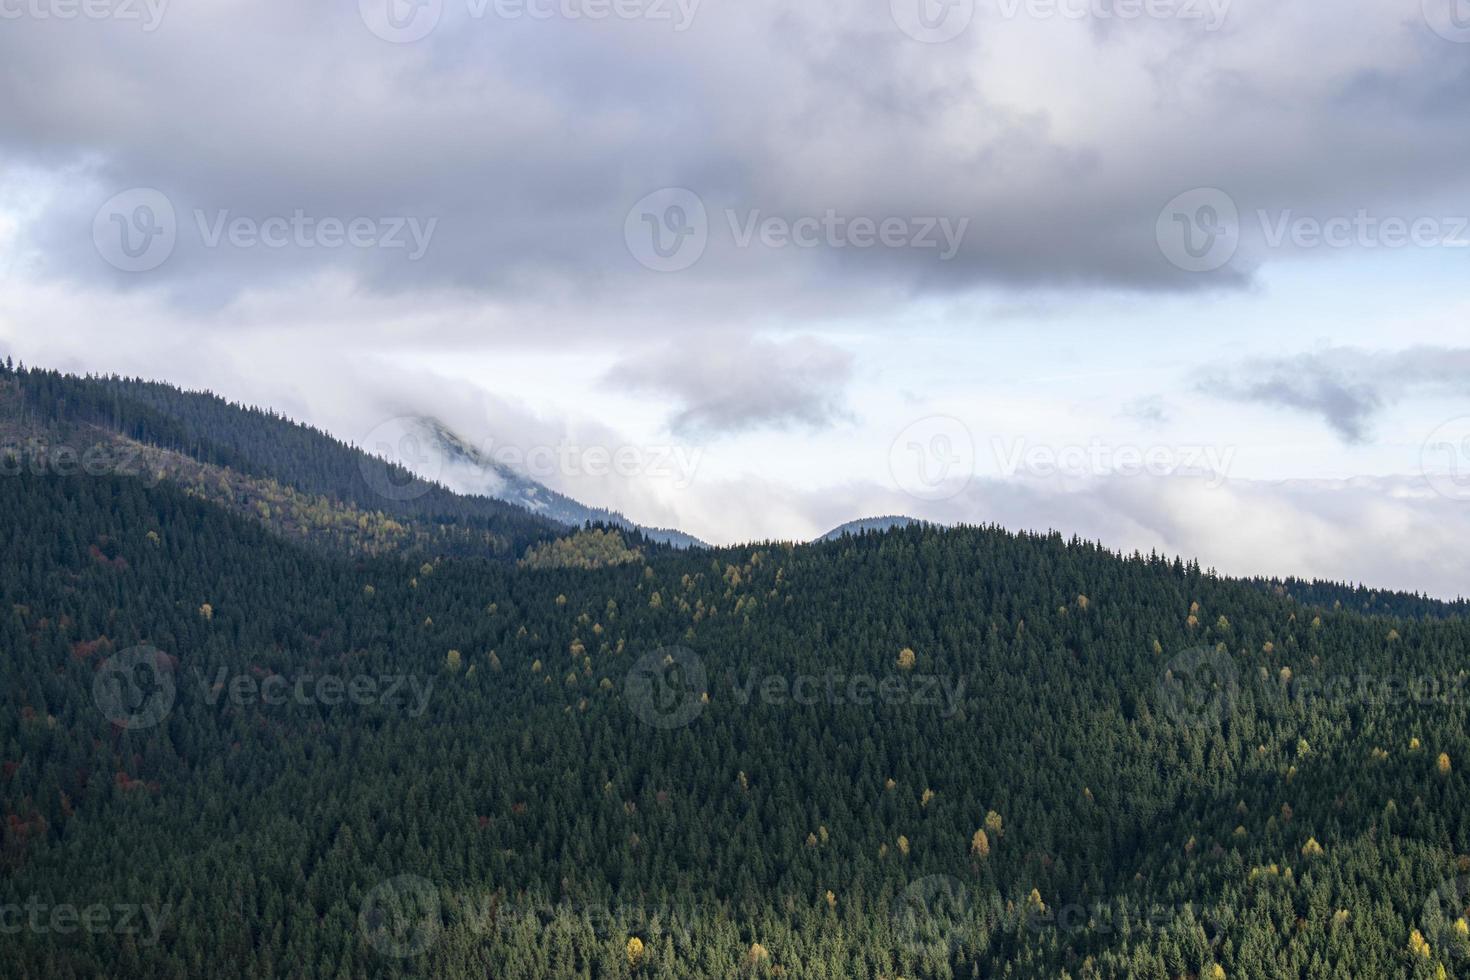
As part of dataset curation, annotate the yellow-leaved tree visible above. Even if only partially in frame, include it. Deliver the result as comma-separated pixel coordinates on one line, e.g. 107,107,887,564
625,936,644,969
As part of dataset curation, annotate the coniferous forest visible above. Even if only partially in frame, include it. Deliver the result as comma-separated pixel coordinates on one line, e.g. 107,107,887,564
2,363,1469,979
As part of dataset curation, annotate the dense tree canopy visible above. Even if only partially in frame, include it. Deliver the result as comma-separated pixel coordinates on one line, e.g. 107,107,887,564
1,362,1468,978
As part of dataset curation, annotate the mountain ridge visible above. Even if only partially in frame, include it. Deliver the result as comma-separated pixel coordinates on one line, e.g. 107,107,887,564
409,416,706,549
816,514,926,541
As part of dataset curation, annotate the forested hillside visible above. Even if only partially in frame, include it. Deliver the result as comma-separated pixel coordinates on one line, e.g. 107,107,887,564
1,364,565,559
1253,578,1470,622
2,366,1469,978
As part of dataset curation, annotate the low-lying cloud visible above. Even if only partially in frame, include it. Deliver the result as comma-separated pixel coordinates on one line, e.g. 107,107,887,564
605,336,854,437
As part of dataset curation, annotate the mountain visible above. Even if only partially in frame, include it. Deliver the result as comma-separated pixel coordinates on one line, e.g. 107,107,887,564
816,514,926,541
410,416,706,549
3,360,1470,979
0,365,702,560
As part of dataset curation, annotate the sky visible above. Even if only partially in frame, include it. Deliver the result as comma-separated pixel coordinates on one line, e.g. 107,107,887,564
1,0,1469,597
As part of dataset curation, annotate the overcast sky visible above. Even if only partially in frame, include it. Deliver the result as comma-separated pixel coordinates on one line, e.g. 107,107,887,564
2,0,1469,597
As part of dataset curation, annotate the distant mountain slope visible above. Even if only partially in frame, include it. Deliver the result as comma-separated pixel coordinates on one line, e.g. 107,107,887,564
1253,576,1469,620
412,417,705,549
2,366,566,558
2,364,709,559
816,515,925,541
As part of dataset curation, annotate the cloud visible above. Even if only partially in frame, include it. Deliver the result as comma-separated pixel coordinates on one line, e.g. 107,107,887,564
3,0,1470,329
1197,346,1470,443
1197,357,1383,442
605,336,854,437
1119,395,1172,427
